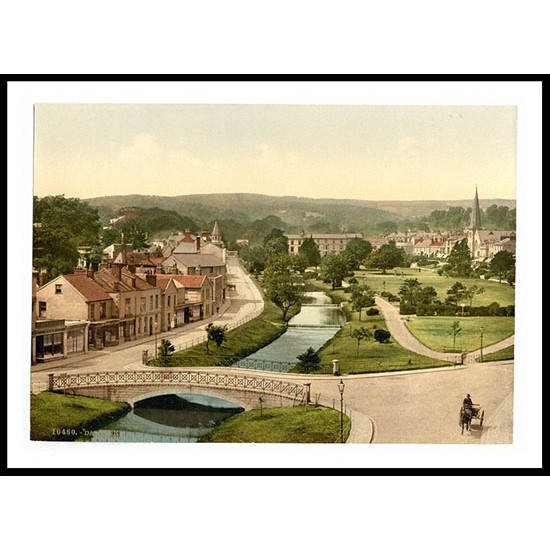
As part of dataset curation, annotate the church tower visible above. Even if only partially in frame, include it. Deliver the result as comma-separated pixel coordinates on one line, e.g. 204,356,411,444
211,221,222,245
470,186,482,259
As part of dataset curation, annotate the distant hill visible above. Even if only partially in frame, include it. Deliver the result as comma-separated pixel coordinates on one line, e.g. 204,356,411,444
85,192,516,230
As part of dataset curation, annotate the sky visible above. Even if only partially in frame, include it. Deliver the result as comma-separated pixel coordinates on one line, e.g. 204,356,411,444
33,103,517,202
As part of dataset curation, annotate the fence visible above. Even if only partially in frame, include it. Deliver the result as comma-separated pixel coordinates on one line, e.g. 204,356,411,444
49,369,306,402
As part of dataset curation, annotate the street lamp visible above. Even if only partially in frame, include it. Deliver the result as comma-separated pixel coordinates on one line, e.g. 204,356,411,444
479,325,484,363
338,378,345,443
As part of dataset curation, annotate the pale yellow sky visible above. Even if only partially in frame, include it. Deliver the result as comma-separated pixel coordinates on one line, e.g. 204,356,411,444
33,104,517,201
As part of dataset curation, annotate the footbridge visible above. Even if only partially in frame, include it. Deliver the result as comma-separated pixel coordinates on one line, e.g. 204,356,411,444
48,369,307,410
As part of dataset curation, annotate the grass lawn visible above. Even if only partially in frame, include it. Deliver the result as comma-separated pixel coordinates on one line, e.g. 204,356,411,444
200,405,351,443
30,392,130,441
404,316,515,353
352,267,515,307
164,300,299,368
482,345,514,362
301,279,452,374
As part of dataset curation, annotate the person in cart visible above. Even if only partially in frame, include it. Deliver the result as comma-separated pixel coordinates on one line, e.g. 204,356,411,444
463,393,474,411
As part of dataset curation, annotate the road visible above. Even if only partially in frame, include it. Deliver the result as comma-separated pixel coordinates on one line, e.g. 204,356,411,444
31,261,514,444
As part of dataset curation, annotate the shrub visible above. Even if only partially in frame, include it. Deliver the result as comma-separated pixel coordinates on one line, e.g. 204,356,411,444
366,307,379,316
374,328,391,343
348,277,358,285
399,303,416,315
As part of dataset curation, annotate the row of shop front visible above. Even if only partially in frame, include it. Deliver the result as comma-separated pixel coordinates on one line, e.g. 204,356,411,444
31,303,204,365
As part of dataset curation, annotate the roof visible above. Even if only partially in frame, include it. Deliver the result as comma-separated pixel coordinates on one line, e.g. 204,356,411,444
114,252,159,266
285,233,363,240
156,274,208,289
63,275,113,302
167,253,225,267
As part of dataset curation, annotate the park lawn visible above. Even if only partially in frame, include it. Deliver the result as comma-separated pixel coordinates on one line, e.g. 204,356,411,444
482,345,514,362
30,391,130,441
352,267,515,307
312,310,452,374
200,405,350,443
166,300,299,368
404,316,515,353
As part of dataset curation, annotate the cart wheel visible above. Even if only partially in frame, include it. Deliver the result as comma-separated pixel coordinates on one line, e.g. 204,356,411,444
480,410,484,428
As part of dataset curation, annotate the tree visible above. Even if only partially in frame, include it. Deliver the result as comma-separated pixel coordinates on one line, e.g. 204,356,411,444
320,254,349,289
33,195,102,277
298,237,321,267
367,241,406,274
450,320,462,350
158,339,176,366
296,347,321,374
374,328,391,344
351,327,372,358
239,246,265,275
464,284,485,308
444,238,473,277
489,250,515,283
263,273,304,322
446,281,467,307
399,278,422,307
344,238,372,270
205,323,228,352
350,284,375,320
263,228,289,258
264,252,293,277
419,285,438,305
118,218,150,250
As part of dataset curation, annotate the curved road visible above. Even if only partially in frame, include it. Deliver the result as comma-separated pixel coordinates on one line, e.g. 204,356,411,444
31,263,514,444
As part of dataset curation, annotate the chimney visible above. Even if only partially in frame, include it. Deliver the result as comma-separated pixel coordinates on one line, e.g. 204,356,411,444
111,266,122,280
171,263,178,275
155,265,162,274
87,269,94,278
196,236,201,251
38,270,48,287
146,274,157,287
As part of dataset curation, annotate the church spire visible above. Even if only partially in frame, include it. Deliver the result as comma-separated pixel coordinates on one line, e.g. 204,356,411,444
471,186,482,230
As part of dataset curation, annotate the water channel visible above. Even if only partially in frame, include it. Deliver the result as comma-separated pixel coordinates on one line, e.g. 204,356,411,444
83,291,344,442
236,291,345,371
79,394,244,442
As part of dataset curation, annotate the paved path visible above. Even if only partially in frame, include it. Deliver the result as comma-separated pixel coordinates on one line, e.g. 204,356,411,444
375,295,515,364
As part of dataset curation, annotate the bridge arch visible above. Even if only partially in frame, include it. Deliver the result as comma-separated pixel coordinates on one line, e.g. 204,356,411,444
129,386,251,410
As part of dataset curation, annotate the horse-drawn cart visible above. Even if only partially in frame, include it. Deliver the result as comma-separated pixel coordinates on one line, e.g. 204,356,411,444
459,404,484,434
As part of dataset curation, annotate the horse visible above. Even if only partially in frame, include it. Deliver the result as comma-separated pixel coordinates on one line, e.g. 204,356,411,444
460,407,473,435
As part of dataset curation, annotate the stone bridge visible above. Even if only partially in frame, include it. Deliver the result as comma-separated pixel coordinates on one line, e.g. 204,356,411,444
48,370,308,410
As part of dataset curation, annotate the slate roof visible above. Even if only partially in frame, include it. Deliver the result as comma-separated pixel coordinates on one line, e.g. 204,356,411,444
156,274,208,289
167,253,225,267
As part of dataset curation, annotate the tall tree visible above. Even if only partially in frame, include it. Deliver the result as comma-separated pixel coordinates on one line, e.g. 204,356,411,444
298,237,321,267
368,241,406,274
350,284,375,320
444,238,473,277
399,278,422,307
33,195,101,277
344,238,372,270
320,254,349,289
158,339,176,366
490,250,515,283
263,273,304,322
446,281,467,307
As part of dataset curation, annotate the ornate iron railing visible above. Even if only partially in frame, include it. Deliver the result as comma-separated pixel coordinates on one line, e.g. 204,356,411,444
50,370,305,401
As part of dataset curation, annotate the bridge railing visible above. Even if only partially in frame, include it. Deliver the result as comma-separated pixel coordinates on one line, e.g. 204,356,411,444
49,370,305,402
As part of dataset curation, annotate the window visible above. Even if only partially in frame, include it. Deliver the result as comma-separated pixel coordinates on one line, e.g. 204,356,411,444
55,284,62,294
155,294,159,309
39,301,47,317
149,295,153,310
168,295,171,307
125,298,131,315
90,303,95,319
140,297,146,312
100,302,106,319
